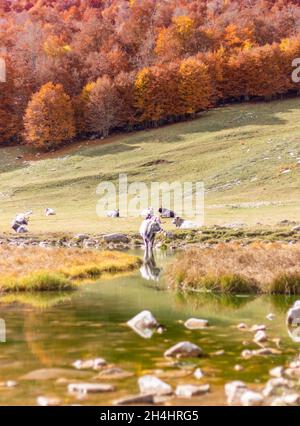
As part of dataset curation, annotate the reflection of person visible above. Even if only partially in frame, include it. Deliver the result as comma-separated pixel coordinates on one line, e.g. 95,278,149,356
140,249,161,282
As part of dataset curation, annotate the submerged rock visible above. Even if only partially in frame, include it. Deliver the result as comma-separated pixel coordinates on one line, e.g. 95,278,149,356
138,375,172,396
96,367,134,380
240,391,264,406
114,394,154,405
184,318,209,329
194,368,204,379
250,324,266,332
164,341,203,358
266,313,275,321
269,366,284,378
72,358,107,371
37,396,61,406
271,394,300,406
263,378,289,397
68,383,115,394
225,381,248,405
21,368,87,381
175,384,210,398
254,330,268,344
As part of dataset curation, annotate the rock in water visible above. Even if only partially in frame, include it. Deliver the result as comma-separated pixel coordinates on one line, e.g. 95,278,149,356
271,394,300,406
250,324,266,332
254,330,268,344
225,381,247,405
175,384,210,398
194,368,204,379
68,383,115,394
114,394,154,405
138,375,172,396
72,358,107,370
127,310,158,339
269,366,284,378
164,341,203,358
37,396,61,406
184,318,209,329
241,391,263,406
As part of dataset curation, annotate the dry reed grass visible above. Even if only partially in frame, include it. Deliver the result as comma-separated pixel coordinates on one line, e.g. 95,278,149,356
0,246,141,292
167,242,300,294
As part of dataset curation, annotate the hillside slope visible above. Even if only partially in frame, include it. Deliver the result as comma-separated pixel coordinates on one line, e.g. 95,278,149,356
0,98,299,234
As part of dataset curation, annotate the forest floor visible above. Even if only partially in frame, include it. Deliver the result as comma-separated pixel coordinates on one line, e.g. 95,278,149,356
0,98,299,235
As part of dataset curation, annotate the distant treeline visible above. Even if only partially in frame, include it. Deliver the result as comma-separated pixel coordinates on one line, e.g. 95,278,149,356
1,0,300,149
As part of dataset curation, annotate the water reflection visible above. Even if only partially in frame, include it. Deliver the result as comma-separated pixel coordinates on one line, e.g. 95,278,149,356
140,249,162,282
286,300,300,342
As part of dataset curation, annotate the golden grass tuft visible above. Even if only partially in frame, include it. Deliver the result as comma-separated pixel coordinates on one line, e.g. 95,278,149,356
167,242,300,294
0,246,141,293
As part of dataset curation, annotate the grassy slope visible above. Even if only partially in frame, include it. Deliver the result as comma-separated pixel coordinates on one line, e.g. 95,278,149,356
0,98,299,234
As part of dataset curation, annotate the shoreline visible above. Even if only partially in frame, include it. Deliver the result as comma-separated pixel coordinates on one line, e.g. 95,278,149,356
1,223,299,251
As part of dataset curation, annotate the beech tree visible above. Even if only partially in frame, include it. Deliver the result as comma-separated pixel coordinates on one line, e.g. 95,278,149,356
24,82,75,149
86,75,121,137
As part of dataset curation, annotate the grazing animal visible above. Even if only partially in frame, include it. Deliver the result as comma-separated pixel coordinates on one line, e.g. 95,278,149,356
286,301,300,326
140,207,154,219
11,211,32,233
158,207,175,218
106,209,120,218
45,208,56,216
172,216,201,230
139,216,162,252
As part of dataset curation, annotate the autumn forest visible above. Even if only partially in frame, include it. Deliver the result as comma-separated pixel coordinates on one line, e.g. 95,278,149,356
1,0,300,149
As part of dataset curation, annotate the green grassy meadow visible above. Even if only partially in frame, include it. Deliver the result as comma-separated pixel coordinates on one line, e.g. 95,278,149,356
0,98,299,235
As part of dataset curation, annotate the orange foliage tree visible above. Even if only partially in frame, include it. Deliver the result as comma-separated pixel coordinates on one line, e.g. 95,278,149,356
24,82,75,149
178,58,212,115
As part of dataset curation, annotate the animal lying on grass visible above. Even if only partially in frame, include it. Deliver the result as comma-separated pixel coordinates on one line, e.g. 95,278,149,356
167,242,300,294
0,246,141,293
172,216,201,230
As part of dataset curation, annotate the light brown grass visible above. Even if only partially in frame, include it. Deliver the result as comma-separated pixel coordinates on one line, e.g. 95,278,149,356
0,246,141,292
167,242,300,294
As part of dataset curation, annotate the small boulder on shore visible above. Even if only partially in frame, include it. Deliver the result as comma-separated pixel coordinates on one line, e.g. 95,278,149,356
103,234,129,244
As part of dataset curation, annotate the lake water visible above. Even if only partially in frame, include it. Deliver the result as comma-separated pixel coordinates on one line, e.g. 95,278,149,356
0,250,299,406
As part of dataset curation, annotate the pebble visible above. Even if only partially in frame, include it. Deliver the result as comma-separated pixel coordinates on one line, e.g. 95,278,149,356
254,330,268,344
250,324,266,332
237,323,248,330
72,358,107,370
184,318,209,329
138,375,172,396
95,367,134,380
225,381,247,405
194,368,204,379
271,394,300,406
266,313,275,321
68,383,115,394
37,396,61,406
114,394,154,405
164,341,203,358
175,384,210,398
240,391,264,406
269,366,284,378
